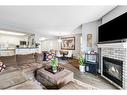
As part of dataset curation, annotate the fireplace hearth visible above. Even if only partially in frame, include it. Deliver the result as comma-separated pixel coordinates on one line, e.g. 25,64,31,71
103,57,123,87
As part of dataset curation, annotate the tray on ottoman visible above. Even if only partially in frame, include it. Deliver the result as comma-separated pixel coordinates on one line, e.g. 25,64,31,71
44,66,64,74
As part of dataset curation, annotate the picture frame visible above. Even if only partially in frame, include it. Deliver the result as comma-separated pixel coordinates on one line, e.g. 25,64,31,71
87,34,92,47
61,37,75,50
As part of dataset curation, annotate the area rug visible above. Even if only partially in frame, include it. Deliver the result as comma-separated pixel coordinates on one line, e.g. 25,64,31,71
60,79,98,90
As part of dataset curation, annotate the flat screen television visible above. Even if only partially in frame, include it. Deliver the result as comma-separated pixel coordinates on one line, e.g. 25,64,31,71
98,12,127,43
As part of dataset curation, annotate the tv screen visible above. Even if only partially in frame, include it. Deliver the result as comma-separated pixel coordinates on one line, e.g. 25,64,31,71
98,12,127,43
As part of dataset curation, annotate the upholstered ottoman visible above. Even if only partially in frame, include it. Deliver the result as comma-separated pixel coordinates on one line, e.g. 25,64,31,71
36,67,74,89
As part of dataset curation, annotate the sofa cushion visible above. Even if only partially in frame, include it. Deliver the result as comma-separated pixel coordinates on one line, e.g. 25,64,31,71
46,53,55,61
0,66,19,75
16,53,35,65
0,69,27,89
34,53,43,63
18,63,38,72
6,80,43,89
0,55,17,67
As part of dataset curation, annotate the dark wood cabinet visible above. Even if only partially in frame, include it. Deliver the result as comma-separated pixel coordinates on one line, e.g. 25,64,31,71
85,53,99,75
85,61,98,75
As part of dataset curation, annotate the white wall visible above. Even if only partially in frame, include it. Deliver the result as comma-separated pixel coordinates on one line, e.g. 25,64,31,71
82,20,101,53
73,34,81,58
61,26,82,58
41,39,61,51
40,25,82,59
102,6,127,24
63,34,81,59
0,34,28,48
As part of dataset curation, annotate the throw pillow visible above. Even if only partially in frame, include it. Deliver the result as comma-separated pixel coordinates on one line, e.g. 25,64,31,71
46,53,55,61
0,61,6,72
34,53,43,63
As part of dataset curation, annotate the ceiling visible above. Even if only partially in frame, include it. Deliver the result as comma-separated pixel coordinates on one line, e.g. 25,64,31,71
0,6,116,37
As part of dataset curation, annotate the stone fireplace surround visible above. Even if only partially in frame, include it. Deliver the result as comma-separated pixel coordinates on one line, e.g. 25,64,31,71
97,42,127,89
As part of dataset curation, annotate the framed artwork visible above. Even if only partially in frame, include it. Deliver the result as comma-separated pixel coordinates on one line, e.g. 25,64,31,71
87,34,92,47
61,37,75,50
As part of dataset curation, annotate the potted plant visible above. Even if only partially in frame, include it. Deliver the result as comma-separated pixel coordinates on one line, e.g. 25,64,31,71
79,56,86,72
51,59,58,73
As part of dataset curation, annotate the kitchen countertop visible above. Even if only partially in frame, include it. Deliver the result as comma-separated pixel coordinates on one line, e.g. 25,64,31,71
0,47,38,51
0,48,15,51
16,47,38,49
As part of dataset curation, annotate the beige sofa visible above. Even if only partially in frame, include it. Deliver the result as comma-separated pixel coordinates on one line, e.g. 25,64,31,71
0,53,45,89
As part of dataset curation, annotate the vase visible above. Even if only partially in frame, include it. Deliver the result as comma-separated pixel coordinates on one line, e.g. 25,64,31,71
52,65,57,73
79,65,85,72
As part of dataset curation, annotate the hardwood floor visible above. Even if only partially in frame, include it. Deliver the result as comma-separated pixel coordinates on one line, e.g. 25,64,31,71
59,59,118,90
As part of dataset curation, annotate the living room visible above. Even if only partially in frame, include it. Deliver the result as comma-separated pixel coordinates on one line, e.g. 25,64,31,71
0,5,127,91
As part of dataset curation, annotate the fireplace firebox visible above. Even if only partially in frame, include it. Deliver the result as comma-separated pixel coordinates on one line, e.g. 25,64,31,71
103,57,123,87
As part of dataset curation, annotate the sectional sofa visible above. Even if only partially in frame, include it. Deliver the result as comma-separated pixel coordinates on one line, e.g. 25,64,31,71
0,53,46,89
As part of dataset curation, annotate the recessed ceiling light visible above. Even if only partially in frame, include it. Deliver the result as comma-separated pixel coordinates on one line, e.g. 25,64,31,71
0,30,26,36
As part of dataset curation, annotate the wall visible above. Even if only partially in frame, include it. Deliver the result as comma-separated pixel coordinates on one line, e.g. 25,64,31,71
82,20,101,53
69,25,82,58
0,34,28,48
40,26,82,59
102,6,127,24
63,34,82,59
41,39,61,51
73,34,81,58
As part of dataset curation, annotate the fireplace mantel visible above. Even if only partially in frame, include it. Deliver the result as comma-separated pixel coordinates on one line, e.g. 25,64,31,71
97,42,127,48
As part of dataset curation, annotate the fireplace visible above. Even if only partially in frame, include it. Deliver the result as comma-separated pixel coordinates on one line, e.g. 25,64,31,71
103,57,123,87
